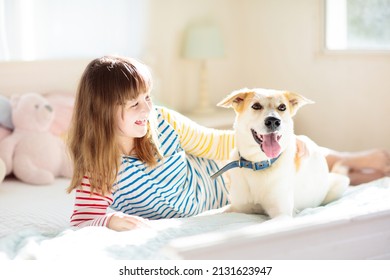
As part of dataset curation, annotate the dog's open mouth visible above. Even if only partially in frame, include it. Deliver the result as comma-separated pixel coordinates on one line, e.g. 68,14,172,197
251,129,282,158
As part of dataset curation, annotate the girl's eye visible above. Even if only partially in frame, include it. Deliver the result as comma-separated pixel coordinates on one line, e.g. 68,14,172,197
278,104,286,111
145,95,151,101
130,102,138,108
251,102,263,110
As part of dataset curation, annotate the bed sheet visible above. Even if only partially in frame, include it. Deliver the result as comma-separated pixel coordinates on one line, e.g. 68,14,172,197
0,177,389,260
0,178,74,238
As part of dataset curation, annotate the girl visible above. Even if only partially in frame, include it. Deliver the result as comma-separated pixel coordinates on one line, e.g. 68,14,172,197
67,55,390,231
67,55,234,230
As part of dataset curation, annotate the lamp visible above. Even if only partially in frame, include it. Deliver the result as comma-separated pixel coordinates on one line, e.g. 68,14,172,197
183,22,225,113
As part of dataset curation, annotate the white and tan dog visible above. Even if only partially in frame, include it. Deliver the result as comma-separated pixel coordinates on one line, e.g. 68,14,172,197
213,88,350,219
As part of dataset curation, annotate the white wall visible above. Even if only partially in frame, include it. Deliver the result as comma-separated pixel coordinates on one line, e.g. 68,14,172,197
0,59,88,95
0,0,389,151
145,0,390,151
237,0,390,152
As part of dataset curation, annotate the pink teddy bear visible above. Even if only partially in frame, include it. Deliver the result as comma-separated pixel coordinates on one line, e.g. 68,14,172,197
0,158,5,183
0,93,73,185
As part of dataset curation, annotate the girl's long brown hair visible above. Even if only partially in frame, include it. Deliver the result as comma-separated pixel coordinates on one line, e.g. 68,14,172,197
67,56,162,195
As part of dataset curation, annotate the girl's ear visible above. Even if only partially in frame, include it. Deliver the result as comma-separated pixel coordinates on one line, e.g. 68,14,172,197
284,92,314,117
217,88,253,112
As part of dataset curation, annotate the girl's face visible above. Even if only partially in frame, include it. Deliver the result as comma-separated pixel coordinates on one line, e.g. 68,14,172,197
116,92,152,153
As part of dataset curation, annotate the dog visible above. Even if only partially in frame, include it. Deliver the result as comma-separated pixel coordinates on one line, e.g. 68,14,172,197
212,88,350,219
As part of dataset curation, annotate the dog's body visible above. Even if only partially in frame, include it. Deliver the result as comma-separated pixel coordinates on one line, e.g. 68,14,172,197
217,88,350,218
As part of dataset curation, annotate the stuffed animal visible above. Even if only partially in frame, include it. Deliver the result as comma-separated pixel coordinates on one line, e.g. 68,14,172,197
0,158,5,183
0,126,11,142
0,95,12,184
45,93,75,137
0,95,13,143
0,93,73,185
0,95,14,130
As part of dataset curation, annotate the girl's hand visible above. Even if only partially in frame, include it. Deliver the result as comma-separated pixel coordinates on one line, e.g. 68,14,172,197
107,213,150,231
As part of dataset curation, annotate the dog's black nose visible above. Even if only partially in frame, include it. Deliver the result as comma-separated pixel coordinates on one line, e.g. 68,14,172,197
264,116,281,131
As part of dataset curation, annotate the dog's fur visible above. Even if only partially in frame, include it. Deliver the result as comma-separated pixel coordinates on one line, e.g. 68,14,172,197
217,88,350,219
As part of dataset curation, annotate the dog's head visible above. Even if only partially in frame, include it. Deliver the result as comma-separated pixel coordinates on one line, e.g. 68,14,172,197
218,88,313,160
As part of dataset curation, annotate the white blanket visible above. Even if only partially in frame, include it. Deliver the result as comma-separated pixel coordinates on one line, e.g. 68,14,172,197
0,177,389,260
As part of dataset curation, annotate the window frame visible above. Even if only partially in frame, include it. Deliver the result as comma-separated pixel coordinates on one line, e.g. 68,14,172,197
322,0,390,55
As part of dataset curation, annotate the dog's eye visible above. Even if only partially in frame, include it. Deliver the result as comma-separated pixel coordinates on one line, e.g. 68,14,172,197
251,103,263,110
278,104,286,111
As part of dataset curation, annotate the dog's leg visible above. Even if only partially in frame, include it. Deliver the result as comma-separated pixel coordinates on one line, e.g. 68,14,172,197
259,195,294,226
322,173,350,205
266,206,294,219
262,194,294,219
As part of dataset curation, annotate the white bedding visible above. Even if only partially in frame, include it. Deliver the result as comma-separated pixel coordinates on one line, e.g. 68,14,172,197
0,177,389,260
0,178,74,238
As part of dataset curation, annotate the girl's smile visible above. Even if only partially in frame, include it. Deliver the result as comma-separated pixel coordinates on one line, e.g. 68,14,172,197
135,119,147,126
116,92,152,154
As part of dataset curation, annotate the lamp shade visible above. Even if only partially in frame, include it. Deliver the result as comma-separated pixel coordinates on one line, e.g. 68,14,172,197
183,23,224,59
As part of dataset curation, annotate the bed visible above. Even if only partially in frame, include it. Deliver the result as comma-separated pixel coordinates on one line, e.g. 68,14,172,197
0,176,389,260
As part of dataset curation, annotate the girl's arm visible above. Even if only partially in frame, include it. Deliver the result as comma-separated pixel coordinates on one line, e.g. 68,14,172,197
159,107,235,160
70,176,149,230
69,176,115,227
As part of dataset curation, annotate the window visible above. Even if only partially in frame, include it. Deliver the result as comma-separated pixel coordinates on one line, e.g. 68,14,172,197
0,0,148,61
325,0,390,51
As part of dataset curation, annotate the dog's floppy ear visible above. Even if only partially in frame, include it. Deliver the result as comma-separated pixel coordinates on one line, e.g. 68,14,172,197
217,88,252,111
285,92,314,116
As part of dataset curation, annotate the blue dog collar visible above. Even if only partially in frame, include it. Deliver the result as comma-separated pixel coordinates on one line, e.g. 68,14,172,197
211,154,281,180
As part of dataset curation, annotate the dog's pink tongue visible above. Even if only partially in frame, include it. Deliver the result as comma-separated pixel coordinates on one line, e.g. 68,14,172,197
262,133,281,158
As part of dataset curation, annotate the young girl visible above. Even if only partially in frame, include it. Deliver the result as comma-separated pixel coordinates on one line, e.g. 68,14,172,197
67,55,234,230
67,55,390,231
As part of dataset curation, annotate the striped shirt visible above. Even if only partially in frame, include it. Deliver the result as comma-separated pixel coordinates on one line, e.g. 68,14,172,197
70,106,235,227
